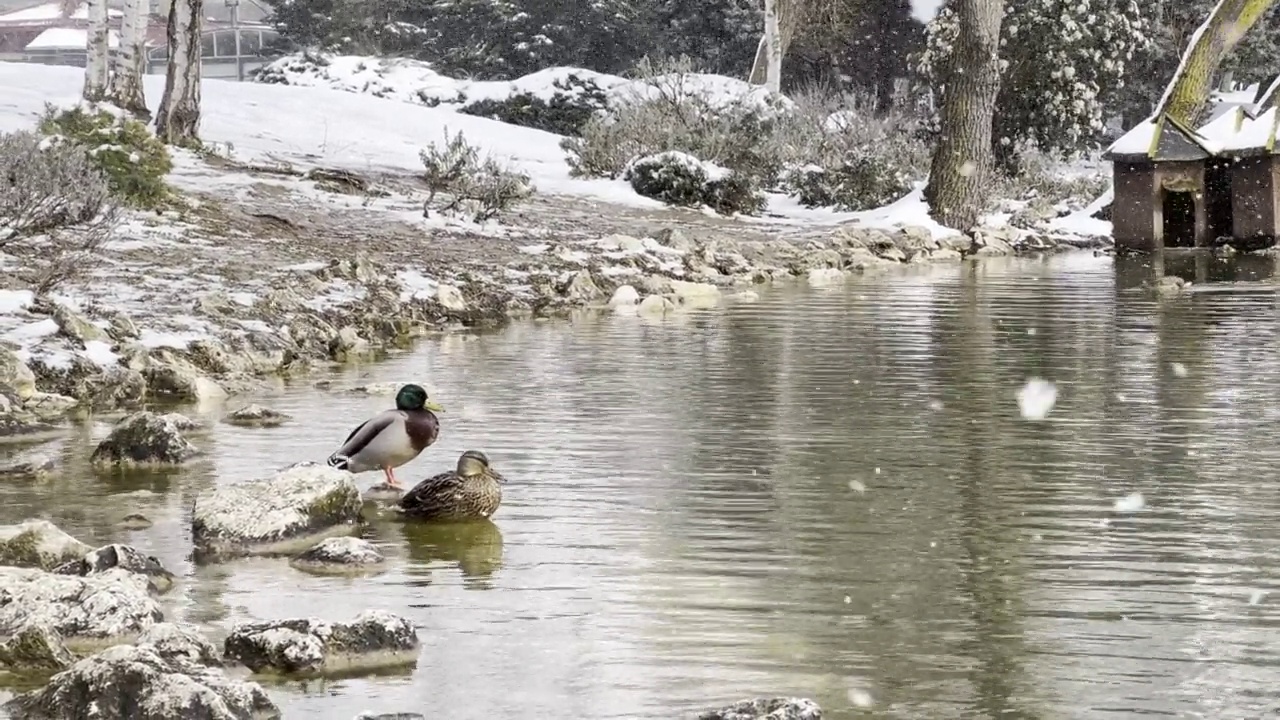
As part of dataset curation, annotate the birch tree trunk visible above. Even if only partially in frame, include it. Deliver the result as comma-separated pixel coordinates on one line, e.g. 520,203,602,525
762,0,783,93
1156,0,1278,126
923,0,1004,232
82,0,109,101
155,0,203,146
749,0,801,86
106,0,150,117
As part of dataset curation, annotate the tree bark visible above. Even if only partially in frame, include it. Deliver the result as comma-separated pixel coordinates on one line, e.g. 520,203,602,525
155,0,202,146
749,0,802,86
762,0,783,93
106,0,150,117
1156,0,1278,126
924,0,1005,232
82,0,109,101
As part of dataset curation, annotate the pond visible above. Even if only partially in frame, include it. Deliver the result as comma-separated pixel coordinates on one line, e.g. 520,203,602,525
4,252,1280,719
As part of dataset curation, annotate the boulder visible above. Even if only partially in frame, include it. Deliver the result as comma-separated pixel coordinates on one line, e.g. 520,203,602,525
330,326,373,362
223,404,292,428
806,268,846,287
53,544,176,594
191,463,362,559
0,623,74,672
290,536,386,575
669,280,721,309
136,622,222,668
636,295,675,318
0,520,92,570
2,628,279,720
698,698,823,720
608,285,640,312
223,610,418,675
118,513,154,530
90,411,199,467
70,365,148,409
0,567,162,645
559,270,602,304
143,350,227,401
0,446,58,478
0,347,37,400
435,284,467,312
50,303,109,345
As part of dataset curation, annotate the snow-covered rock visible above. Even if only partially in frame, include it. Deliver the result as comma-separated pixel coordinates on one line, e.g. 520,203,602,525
669,279,721,309
698,697,824,720
89,411,199,467
0,346,37,400
0,567,162,645
191,463,362,559
807,268,846,287
608,284,640,312
636,294,675,317
222,403,292,428
0,520,92,570
289,536,385,575
0,623,74,672
53,543,176,594
135,622,223,667
223,610,418,675
2,625,279,720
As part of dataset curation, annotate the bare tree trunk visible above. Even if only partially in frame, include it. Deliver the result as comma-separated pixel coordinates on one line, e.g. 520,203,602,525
106,0,150,117
155,0,202,146
924,0,1004,232
1155,0,1278,126
82,0,109,101
749,0,802,86
762,0,783,93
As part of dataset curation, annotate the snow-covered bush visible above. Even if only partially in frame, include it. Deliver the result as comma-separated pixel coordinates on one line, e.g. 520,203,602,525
0,129,117,292
783,154,913,212
624,151,765,216
38,105,172,208
562,57,792,184
419,129,534,222
458,74,610,136
993,145,1110,225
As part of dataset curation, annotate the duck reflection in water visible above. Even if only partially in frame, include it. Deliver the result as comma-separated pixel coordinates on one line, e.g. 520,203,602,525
398,518,504,587
395,450,507,587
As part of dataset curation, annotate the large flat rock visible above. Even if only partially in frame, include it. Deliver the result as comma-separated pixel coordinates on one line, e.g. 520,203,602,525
3,622,279,720
192,463,363,560
0,567,163,647
223,610,418,675
0,520,92,570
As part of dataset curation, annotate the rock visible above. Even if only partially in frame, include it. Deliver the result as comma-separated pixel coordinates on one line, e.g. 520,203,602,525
106,313,140,342
876,245,907,262
0,622,74,672
191,463,362,559
807,268,846,287
608,285,640,312
972,227,1017,256
90,411,199,467
290,537,385,575
0,520,92,570
136,622,223,667
50,303,108,345
653,228,694,252
698,697,823,720
160,412,200,431
597,233,645,253
2,636,279,720
731,290,760,302
144,350,227,401
330,326,374,362
223,610,418,675
0,445,59,478
436,284,467,312
636,295,675,317
0,567,162,644
0,347,36,400
118,513,153,530
927,248,964,263
669,280,721,309
1149,275,1190,298
72,365,148,408
21,391,79,420
53,544,176,594
223,404,291,428
560,270,602,304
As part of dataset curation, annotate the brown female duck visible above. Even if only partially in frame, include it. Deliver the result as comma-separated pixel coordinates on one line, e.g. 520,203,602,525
398,450,505,520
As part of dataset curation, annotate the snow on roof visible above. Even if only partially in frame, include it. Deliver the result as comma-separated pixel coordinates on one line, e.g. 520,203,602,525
1106,119,1159,158
1222,106,1279,153
1197,106,1245,147
0,1,120,22
25,26,119,50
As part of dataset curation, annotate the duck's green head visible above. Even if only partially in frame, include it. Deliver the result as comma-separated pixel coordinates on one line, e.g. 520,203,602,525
457,450,491,477
396,384,445,413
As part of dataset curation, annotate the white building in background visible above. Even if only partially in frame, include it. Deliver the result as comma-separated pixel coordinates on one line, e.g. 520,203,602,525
0,0,280,80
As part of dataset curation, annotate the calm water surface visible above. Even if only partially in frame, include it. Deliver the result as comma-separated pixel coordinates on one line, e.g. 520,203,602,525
5,253,1280,719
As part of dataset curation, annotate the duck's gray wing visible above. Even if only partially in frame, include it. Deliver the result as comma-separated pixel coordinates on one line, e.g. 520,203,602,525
327,410,402,468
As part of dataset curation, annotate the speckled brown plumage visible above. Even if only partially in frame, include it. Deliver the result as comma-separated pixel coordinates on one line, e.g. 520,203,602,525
398,450,504,521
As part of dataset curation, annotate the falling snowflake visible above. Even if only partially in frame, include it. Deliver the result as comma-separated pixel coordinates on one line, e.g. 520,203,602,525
1171,362,1188,378
1113,492,1145,512
1017,378,1057,420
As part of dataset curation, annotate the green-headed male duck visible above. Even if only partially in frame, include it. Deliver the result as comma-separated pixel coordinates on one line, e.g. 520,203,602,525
327,383,443,488
398,450,505,520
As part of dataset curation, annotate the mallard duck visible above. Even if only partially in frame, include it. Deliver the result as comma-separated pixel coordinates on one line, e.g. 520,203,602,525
326,383,444,488
398,450,505,520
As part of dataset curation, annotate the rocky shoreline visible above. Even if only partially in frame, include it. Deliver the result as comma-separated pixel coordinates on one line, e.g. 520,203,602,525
0,471,826,719
0,160,1111,436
